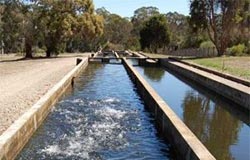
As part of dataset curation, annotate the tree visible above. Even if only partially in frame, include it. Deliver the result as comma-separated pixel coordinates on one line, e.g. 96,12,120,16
126,7,160,51
0,2,4,54
189,0,244,56
165,12,189,49
230,0,250,48
140,15,170,53
0,0,103,57
0,0,42,58
131,7,160,36
21,1,42,58
38,0,103,57
1,0,24,53
96,7,133,50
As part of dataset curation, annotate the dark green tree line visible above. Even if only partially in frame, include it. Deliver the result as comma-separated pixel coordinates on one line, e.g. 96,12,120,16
0,0,104,57
0,2,249,56
96,7,133,50
140,15,170,53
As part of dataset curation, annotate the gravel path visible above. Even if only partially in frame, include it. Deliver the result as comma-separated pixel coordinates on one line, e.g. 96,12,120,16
0,57,80,135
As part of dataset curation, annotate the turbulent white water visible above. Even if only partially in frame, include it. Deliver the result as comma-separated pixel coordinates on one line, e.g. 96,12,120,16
18,64,172,160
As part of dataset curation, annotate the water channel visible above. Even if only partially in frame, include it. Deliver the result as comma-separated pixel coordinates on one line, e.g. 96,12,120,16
17,64,175,160
135,65,250,160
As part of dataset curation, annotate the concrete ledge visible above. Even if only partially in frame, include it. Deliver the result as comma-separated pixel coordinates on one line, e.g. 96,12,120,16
122,58,215,160
161,59,250,110
93,52,100,57
169,57,250,87
0,58,88,160
129,51,147,58
114,51,119,58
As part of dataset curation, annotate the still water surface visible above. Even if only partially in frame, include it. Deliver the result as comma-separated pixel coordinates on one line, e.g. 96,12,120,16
135,66,250,160
17,64,173,160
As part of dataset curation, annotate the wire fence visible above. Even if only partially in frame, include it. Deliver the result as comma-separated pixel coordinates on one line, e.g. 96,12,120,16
166,48,218,57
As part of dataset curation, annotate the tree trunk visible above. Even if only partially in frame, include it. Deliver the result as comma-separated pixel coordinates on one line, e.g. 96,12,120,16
215,38,227,56
25,41,32,58
1,40,4,54
218,45,226,56
154,47,157,54
46,49,51,57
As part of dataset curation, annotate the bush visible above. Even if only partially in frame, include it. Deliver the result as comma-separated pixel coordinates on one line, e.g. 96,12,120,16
227,44,246,56
33,47,46,53
32,47,46,57
103,43,124,51
200,41,215,48
246,41,250,55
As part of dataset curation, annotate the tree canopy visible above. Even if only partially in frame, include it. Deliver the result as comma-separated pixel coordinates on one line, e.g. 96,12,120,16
96,7,134,50
37,0,103,57
189,0,247,55
140,15,170,53
0,0,104,57
0,2,249,56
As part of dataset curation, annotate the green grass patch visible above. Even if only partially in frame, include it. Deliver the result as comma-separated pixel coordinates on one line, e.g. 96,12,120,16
186,56,250,80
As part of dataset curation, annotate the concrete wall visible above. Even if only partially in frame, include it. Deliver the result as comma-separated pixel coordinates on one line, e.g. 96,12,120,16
129,51,147,58
0,58,88,160
161,59,250,110
170,57,250,87
122,58,215,160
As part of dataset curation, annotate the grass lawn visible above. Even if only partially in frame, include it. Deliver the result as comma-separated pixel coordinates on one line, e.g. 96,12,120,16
186,56,250,80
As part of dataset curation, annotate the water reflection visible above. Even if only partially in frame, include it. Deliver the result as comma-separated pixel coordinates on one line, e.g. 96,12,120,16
135,66,250,160
182,90,241,159
143,67,165,82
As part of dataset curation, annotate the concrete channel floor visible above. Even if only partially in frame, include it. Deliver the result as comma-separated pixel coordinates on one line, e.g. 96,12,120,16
0,56,87,135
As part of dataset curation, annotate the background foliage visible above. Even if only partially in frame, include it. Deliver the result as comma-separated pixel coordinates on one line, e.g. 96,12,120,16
0,0,249,57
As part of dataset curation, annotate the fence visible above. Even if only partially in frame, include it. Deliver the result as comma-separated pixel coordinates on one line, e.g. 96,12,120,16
166,48,218,57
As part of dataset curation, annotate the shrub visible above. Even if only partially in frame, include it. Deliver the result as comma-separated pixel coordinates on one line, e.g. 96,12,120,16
200,41,215,48
227,44,246,56
32,47,46,57
103,43,124,51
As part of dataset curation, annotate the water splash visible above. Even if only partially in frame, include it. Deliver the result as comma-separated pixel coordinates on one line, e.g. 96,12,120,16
17,64,172,160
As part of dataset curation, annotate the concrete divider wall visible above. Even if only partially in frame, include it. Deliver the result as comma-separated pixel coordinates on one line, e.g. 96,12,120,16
129,51,147,58
161,59,250,110
169,57,250,87
122,58,215,160
0,58,88,160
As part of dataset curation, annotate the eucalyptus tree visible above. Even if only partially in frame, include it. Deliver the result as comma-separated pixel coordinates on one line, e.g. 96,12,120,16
0,2,4,53
189,0,245,56
37,0,103,57
165,12,189,49
131,7,160,36
140,15,170,53
21,0,42,58
0,0,103,57
96,7,133,50
231,0,250,48
0,0,24,53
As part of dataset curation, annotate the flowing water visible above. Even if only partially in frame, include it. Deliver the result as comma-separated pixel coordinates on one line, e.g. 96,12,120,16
135,66,250,160
17,64,174,160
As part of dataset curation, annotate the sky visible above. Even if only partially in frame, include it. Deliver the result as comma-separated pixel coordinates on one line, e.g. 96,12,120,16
93,0,190,17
